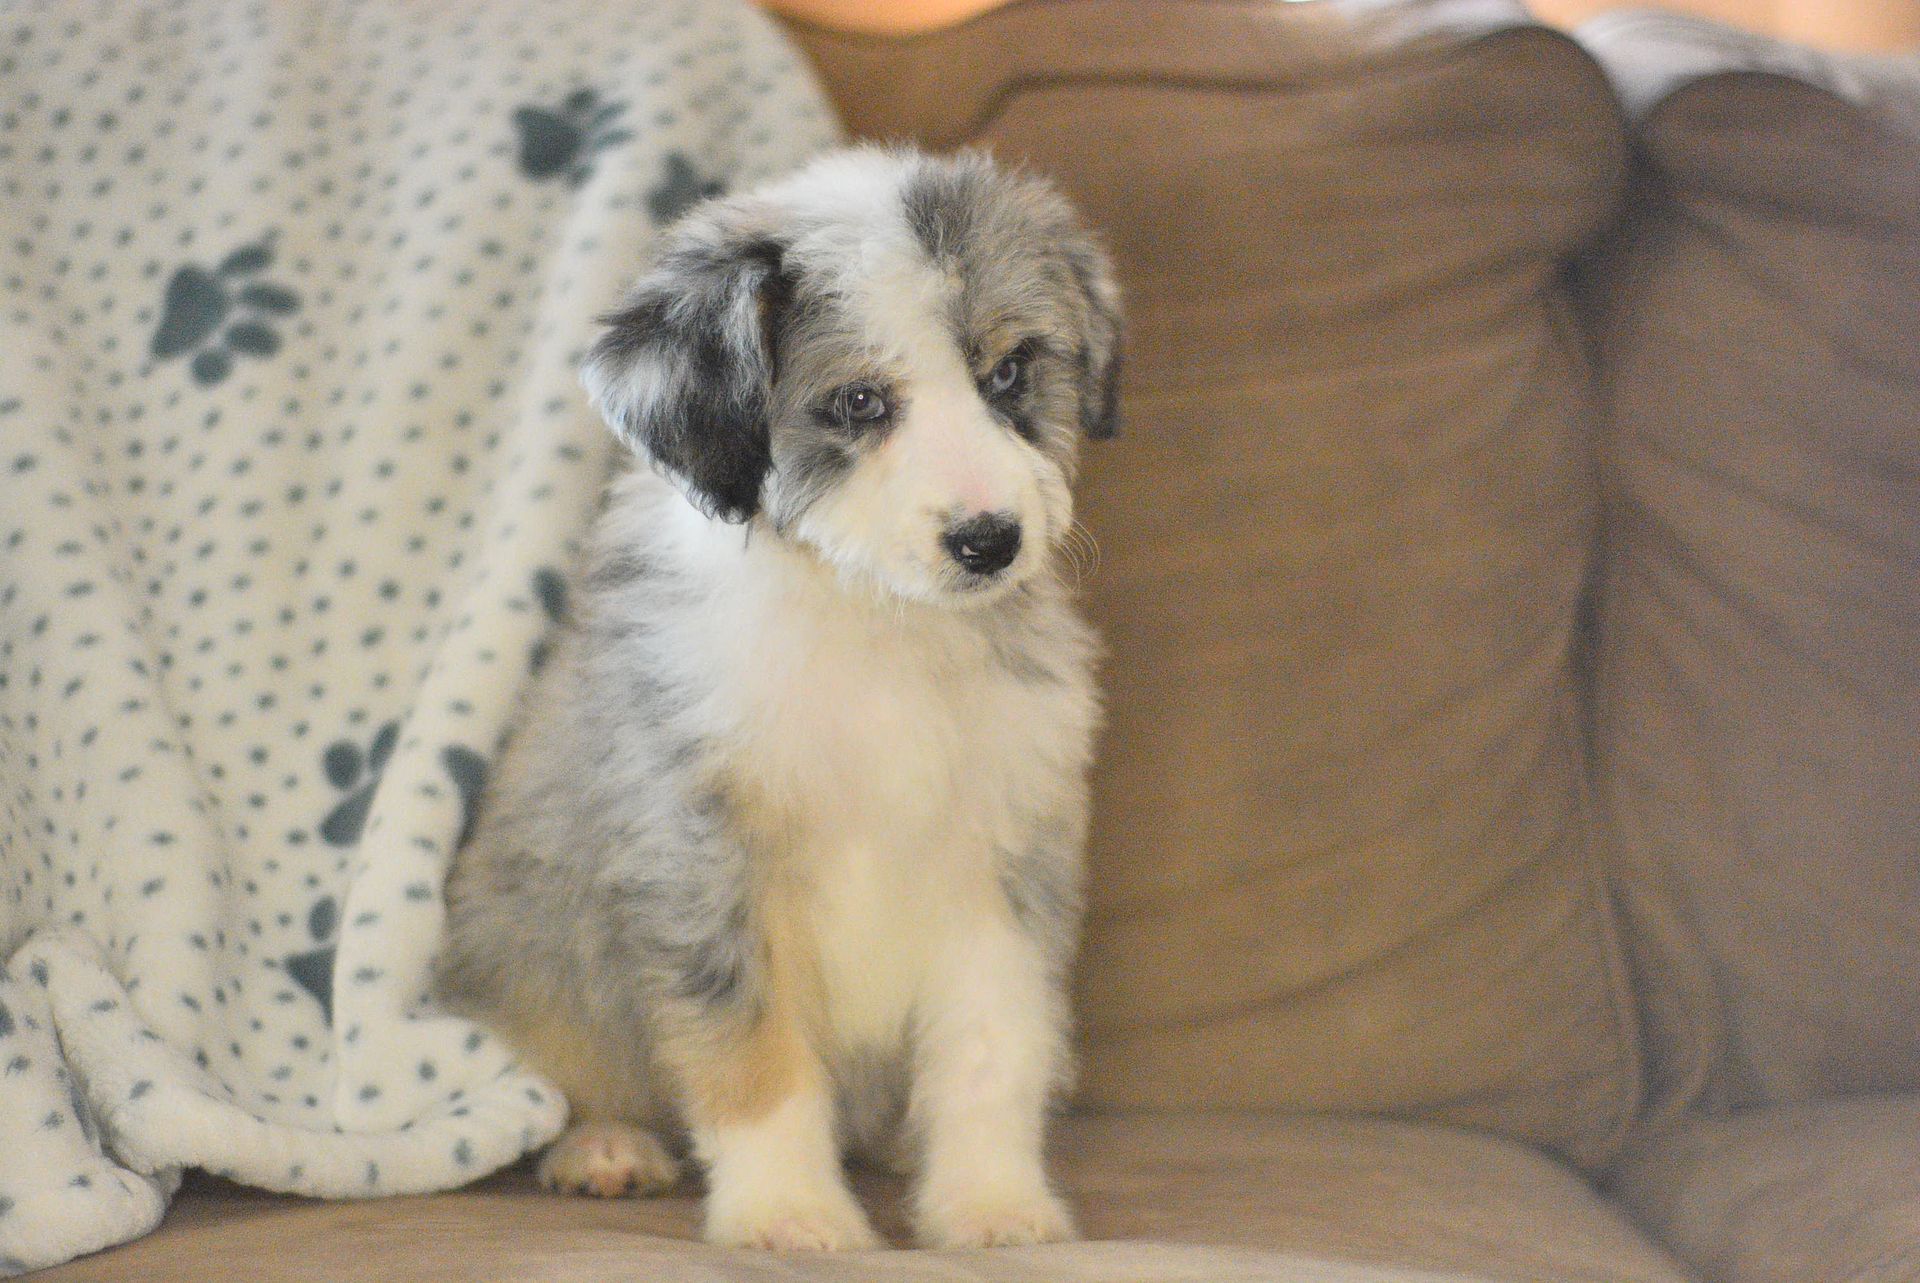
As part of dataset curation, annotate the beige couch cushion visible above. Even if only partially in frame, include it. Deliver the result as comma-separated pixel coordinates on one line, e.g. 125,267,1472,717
1610,1095,1920,1283
784,0,1642,1169
42,1112,1693,1283
1579,13,1920,1113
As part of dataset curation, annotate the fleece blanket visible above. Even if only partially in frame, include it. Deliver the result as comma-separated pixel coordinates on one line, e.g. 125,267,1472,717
0,0,838,1271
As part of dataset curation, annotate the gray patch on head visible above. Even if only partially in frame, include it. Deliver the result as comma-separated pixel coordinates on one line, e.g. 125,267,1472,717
755,284,912,530
899,151,1123,455
770,433,859,530
1064,248,1123,440
901,159,985,265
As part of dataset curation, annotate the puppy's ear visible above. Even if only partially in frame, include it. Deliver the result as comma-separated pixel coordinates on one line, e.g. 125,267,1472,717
583,221,790,522
1067,243,1123,441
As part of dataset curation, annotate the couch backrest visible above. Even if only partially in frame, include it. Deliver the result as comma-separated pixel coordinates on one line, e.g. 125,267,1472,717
782,0,1644,1167
1578,12,1920,1114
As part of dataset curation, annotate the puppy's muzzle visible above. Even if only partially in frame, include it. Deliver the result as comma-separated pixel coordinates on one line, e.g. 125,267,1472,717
942,512,1022,578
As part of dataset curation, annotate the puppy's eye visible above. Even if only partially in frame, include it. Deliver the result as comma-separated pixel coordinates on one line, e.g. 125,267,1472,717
986,351,1026,397
833,384,889,424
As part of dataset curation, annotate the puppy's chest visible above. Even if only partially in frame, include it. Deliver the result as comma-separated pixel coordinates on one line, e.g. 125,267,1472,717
709,607,1080,1046
725,614,1059,844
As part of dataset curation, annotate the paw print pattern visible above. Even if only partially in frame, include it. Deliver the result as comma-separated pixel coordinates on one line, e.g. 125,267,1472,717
529,566,567,675
318,720,400,848
149,237,301,386
441,745,488,852
647,153,724,225
512,89,633,187
283,895,339,1023
0,0,839,1248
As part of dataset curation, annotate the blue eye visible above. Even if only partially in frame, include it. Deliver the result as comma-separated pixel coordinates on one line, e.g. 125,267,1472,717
835,385,888,423
987,351,1025,396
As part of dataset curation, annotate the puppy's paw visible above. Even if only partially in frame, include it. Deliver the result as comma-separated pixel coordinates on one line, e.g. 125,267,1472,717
916,1185,1076,1249
537,1120,679,1198
705,1186,880,1252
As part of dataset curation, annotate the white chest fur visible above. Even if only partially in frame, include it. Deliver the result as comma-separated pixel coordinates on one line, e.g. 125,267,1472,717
656,501,1096,1053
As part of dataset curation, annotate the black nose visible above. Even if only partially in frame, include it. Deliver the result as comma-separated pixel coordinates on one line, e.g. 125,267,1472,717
942,513,1023,577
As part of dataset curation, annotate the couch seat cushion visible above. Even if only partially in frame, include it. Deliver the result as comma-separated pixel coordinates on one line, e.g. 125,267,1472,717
41,1112,1692,1282
1611,1095,1920,1283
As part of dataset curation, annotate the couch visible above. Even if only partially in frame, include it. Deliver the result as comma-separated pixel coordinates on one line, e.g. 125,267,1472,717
44,2,1920,1280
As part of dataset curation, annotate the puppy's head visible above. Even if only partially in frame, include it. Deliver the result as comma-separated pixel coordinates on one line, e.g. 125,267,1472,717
583,146,1121,605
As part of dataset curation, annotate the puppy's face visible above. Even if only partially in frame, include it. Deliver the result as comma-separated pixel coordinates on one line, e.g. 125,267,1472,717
583,148,1121,606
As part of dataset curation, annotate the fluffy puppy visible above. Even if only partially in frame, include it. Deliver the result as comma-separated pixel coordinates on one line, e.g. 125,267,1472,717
436,145,1121,1252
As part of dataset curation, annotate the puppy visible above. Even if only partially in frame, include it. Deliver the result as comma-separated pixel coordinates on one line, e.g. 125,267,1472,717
436,145,1121,1252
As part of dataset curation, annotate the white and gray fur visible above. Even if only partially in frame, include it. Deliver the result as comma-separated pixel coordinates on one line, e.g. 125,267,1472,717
436,146,1121,1251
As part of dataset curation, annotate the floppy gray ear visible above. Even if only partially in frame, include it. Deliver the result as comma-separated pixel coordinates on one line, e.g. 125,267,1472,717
583,225,790,522
1067,244,1123,441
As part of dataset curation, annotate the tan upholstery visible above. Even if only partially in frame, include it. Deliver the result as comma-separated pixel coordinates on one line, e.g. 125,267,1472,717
43,1112,1693,1283
785,0,1643,1169
1609,1096,1920,1283
42,4,1920,1281
1579,12,1920,1113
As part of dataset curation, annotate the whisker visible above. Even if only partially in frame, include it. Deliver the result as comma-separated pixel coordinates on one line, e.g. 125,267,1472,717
1065,519,1101,584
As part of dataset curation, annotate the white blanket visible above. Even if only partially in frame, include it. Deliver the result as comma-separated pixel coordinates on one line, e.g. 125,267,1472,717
0,1,837,1271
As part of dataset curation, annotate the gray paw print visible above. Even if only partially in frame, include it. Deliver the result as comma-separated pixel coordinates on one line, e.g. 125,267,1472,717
150,237,300,385
319,720,399,848
648,153,725,225
513,89,633,187
283,894,339,1023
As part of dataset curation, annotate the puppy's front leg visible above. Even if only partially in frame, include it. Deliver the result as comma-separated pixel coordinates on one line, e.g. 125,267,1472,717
910,921,1076,1248
660,949,876,1252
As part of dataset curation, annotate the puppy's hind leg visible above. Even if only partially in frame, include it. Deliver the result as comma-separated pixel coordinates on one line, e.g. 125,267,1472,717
510,1005,681,1199
539,1120,679,1199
